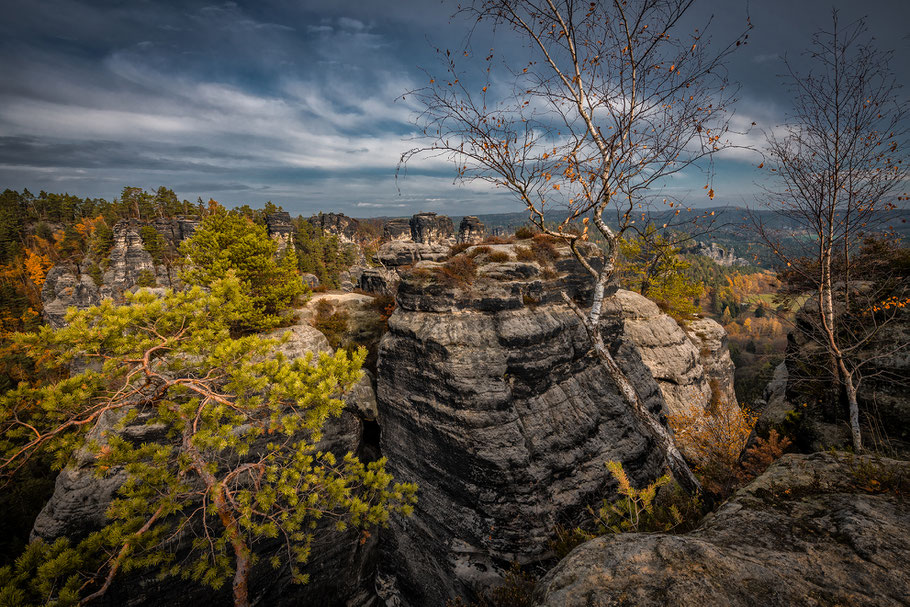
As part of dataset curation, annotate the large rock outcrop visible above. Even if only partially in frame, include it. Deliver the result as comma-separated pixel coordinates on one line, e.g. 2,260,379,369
457,216,486,244
31,315,382,606
605,291,713,418
684,317,739,407
265,211,294,254
535,452,910,607
382,218,412,242
376,244,674,605
100,221,160,299
40,266,101,328
308,212,360,243
409,212,454,244
760,289,910,453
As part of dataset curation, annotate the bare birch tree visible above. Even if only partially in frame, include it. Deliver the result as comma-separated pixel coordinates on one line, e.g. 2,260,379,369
751,12,909,452
401,0,750,495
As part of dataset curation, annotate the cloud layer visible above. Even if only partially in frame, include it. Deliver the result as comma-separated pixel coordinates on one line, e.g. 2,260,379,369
0,0,907,216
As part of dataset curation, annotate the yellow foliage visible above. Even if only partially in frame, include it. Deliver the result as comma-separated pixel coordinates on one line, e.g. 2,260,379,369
24,248,53,288
668,400,757,496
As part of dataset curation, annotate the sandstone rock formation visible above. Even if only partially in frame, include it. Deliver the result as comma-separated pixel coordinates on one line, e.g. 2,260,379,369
376,244,675,606
265,211,294,254
409,212,454,244
684,317,738,407
374,240,450,267
760,291,910,454
100,220,160,299
308,212,360,243
682,241,748,267
457,216,486,244
31,315,383,606
535,452,910,607
40,266,101,329
383,218,412,242
603,291,713,418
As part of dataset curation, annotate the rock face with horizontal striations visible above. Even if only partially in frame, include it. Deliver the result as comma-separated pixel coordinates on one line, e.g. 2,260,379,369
457,216,486,244
383,218,412,242
100,220,160,299
409,212,454,244
684,316,739,407
375,243,673,606
31,316,383,606
40,266,101,329
604,291,713,418
265,211,295,254
309,212,360,244
535,452,910,607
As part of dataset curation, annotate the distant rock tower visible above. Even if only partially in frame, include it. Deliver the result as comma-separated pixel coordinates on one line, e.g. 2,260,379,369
409,212,454,244
457,216,485,244
382,218,412,242
265,212,294,254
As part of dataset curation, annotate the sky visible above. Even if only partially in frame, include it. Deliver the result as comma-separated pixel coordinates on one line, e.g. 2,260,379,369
0,0,908,218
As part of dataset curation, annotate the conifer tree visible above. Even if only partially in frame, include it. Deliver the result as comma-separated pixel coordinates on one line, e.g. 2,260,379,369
181,207,303,333
0,276,416,607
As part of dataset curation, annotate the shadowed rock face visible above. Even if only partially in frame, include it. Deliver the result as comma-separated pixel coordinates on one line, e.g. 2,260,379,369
375,247,670,606
31,318,382,607
457,216,485,244
409,212,454,244
535,452,910,607
383,218,412,242
308,212,360,243
41,266,101,328
265,212,294,254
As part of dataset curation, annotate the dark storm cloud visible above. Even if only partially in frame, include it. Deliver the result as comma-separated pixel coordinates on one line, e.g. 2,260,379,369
0,0,908,215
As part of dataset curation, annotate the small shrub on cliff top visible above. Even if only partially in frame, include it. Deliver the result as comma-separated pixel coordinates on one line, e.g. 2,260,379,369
740,430,792,482
486,250,511,263
449,242,472,257
434,255,477,287
514,226,536,239
480,235,515,245
312,299,350,349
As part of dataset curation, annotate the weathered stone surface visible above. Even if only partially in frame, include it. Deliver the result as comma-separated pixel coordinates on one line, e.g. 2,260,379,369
536,452,910,607
309,212,360,243
151,217,198,248
376,247,671,606
301,272,320,289
383,218,412,242
682,241,748,267
32,314,383,606
684,317,738,407
457,216,486,244
41,266,101,328
603,291,712,417
265,211,294,254
359,267,399,296
409,212,454,244
374,241,450,267
100,221,159,299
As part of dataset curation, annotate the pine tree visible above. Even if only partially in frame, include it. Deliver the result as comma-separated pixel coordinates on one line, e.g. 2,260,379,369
180,209,303,333
0,276,416,607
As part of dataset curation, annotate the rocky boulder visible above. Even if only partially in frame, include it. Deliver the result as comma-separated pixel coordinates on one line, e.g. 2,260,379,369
358,267,399,296
457,216,485,244
536,452,910,607
40,266,101,329
409,212,454,244
376,244,671,606
383,218,412,242
603,291,714,418
684,317,739,407
374,240,450,267
309,212,360,243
